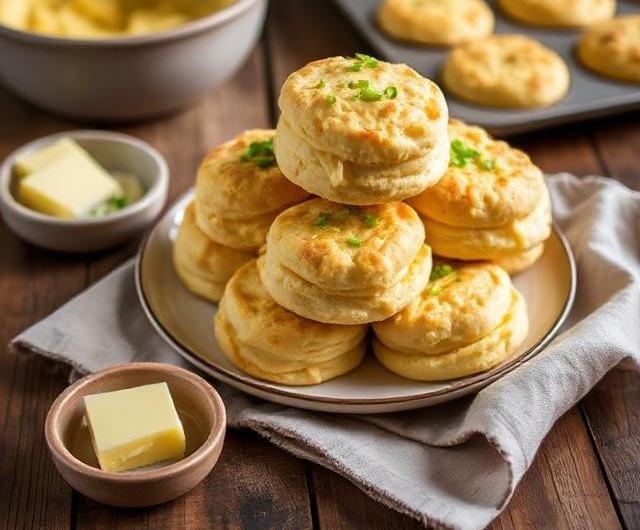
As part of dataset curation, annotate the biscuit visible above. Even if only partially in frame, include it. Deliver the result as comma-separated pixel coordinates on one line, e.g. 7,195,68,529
578,15,640,82
373,262,513,356
373,288,529,380
214,260,367,385
492,243,545,274
276,56,449,204
173,203,254,302
408,119,546,228
260,198,433,324
422,187,552,260
378,0,494,46
275,116,449,205
499,0,614,27
195,129,310,251
442,35,570,108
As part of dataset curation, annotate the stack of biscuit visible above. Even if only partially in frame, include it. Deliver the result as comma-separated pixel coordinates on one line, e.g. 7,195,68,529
409,119,552,274
177,55,548,385
173,129,309,302
214,55,449,384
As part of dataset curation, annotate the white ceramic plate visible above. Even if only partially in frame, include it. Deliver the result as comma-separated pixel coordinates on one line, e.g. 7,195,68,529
136,191,576,413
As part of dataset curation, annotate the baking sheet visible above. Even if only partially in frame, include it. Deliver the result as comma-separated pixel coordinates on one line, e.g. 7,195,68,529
332,0,640,135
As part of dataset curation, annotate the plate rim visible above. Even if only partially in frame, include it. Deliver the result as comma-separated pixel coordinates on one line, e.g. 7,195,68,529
135,191,577,407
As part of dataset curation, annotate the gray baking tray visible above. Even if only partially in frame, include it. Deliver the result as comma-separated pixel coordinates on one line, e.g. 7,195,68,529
332,0,640,135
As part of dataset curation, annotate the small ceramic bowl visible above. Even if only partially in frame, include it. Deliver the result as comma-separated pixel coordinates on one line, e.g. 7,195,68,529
45,363,226,508
0,130,169,253
0,0,267,121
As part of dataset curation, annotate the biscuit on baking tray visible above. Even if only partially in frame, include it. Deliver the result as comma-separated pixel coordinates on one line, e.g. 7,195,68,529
442,35,570,108
408,119,546,228
373,262,529,381
173,203,254,302
275,55,449,204
214,260,367,385
578,15,640,82
195,129,310,251
499,0,614,27
378,0,494,46
259,198,432,324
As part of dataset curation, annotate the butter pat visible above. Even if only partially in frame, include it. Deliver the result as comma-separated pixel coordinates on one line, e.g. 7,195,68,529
84,382,186,473
16,139,122,218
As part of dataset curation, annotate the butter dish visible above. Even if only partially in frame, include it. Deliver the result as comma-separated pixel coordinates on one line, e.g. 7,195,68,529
45,363,226,507
0,130,168,252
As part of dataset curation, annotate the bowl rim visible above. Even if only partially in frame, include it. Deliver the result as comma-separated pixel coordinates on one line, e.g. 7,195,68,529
0,0,262,48
45,362,227,483
0,129,169,227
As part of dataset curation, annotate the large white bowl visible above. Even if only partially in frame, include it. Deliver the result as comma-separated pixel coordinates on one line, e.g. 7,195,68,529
0,0,267,121
0,130,169,253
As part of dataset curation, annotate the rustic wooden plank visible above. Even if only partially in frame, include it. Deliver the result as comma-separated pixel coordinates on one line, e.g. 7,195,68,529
492,409,622,530
581,361,640,530
0,88,85,530
509,123,603,177
75,430,312,530
582,114,640,530
589,113,640,191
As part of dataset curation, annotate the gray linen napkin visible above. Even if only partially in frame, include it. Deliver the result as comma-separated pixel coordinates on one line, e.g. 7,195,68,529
11,173,640,530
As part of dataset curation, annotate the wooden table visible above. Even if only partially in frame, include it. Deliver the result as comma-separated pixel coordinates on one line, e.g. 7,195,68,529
1,1,639,529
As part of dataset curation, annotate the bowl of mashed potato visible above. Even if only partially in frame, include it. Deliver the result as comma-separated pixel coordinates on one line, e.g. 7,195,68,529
0,0,267,120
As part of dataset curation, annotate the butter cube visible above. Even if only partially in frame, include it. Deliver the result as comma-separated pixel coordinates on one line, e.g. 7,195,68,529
14,138,80,177
84,382,186,473
17,139,122,218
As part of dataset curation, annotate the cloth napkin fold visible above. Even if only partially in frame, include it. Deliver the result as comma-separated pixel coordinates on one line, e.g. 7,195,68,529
11,173,640,530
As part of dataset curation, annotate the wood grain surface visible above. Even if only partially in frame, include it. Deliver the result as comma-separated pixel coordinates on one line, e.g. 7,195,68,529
0,1,638,529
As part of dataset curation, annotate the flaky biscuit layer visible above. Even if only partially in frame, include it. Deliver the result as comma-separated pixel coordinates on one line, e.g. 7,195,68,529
373,288,529,380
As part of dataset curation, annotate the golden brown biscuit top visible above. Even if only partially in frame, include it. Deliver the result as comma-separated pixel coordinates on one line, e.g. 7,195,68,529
278,56,448,165
374,262,512,352
408,119,545,227
500,0,614,26
380,0,494,42
196,129,309,218
224,260,366,349
267,198,425,290
581,15,640,63
444,34,568,103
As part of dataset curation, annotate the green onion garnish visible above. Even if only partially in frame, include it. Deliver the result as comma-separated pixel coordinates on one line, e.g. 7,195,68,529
430,264,453,281
481,158,495,171
349,53,379,71
326,93,336,105
315,212,331,227
428,287,443,296
449,139,495,171
240,137,276,168
363,214,379,227
90,196,127,217
349,80,398,102
314,79,326,89
346,236,362,247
